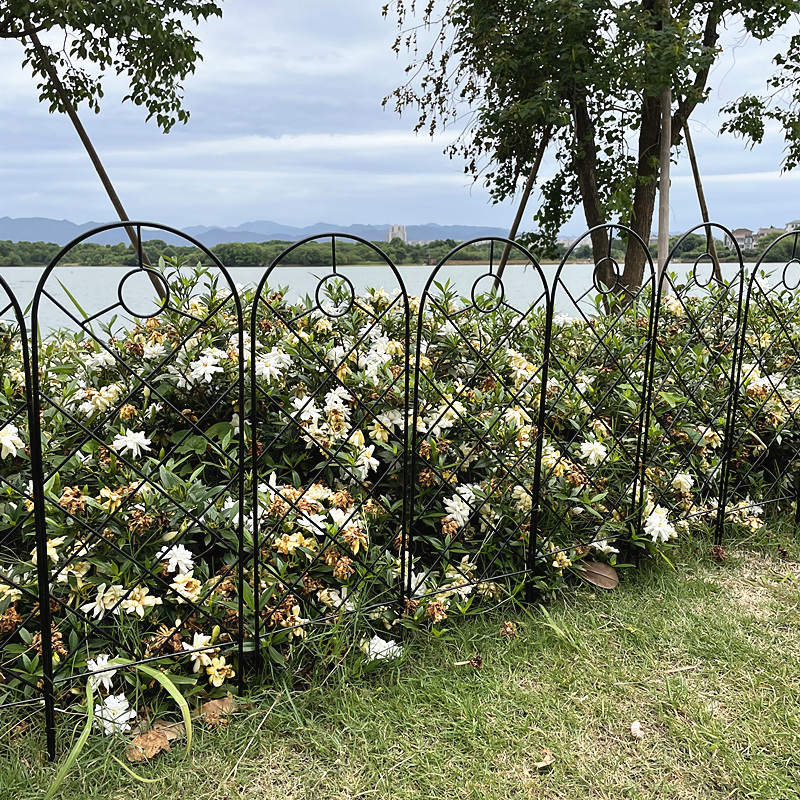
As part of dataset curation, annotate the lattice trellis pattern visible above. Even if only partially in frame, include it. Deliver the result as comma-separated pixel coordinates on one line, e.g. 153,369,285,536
0,276,39,710
24,224,245,757
646,226,746,545
249,236,410,657
725,231,800,534
539,226,656,562
408,239,550,607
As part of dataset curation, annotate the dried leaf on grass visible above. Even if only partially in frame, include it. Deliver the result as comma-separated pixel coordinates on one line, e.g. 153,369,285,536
534,746,555,770
577,560,619,590
126,729,171,763
198,693,237,725
129,719,185,742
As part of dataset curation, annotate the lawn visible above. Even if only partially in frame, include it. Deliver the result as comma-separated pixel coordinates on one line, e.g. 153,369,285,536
2,528,799,800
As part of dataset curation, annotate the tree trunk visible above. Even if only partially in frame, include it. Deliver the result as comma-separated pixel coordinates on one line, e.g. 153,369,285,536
621,93,661,294
571,95,612,290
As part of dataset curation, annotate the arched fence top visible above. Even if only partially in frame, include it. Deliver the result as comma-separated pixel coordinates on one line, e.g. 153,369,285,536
250,232,410,315
751,229,800,295
31,220,244,340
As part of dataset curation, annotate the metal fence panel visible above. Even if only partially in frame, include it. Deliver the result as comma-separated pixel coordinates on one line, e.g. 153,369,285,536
541,225,656,566
27,222,245,757
249,235,411,660
647,225,746,546
409,238,550,611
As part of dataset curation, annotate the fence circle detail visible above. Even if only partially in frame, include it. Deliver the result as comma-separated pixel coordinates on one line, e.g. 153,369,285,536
470,273,505,312
117,268,170,318
692,254,718,288
592,257,620,294
781,259,800,291
314,273,355,318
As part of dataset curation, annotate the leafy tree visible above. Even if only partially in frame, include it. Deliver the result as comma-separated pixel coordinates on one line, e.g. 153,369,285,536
386,1,800,290
0,0,223,131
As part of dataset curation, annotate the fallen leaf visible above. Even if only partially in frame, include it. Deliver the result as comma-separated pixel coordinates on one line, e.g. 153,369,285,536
534,746,555,770
199,693,237,724
577,560,619,590
630,720,644,740
126,729,170,762
129,719,185,741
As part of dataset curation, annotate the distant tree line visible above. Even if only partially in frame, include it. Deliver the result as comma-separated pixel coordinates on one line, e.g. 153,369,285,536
0,237,535,267
1,233,791,269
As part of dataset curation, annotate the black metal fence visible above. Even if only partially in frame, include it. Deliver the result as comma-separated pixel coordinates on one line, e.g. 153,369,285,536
1,221,799,757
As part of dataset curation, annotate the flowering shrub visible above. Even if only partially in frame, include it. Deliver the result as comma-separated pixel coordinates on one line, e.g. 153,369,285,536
0,255,797,724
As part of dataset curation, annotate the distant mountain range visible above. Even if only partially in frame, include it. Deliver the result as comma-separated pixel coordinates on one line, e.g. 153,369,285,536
0,217,511,247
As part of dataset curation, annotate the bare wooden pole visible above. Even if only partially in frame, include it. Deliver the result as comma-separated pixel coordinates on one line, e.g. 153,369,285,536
24,27,165,299
496,126,552,281
683,120,721,279
657,1,671,277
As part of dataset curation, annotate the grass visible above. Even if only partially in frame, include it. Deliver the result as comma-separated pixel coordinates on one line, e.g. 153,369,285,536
2,528,799,800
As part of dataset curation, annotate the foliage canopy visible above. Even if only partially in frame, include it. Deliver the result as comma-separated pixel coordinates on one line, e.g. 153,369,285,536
0,0,223,131
385,0,800,288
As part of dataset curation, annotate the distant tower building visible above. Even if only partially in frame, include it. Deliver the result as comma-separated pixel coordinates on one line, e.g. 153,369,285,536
386,225,407,243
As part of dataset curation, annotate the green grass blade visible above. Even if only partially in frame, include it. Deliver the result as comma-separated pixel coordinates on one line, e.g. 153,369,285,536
43,684,94,800
110,658,193,758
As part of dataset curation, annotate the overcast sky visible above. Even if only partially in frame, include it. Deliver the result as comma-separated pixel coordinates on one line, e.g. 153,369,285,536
0,1,797,235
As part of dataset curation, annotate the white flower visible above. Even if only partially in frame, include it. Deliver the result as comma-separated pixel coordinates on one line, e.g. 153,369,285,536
157,544,194,574
0,424,24,460
355,445,380,479
254,347,292,383
95,693,137,736
170,571,202,604
182,632,215,672
142,342,166,360
671,473,694,494
579,440,607,467
443,493,472,527
361,634,402,661
590,538,620,555
111,429,152,459
644,505,677,543
80,583,125,619
120,585,162,618
189,354,223,383
86,654,117,693
83,350,116,370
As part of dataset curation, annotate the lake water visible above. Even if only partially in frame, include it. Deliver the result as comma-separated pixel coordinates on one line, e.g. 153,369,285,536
0,261,783,335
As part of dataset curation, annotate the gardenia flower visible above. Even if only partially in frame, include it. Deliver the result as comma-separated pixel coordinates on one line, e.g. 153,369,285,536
700,428,722,449
671,473,694,494
157,544,194,574
254,347,292,383
81,583,125,619
355,445,380,479
112,429,152,459
189,353,223,383
170,571,202,604
644,505,677,544
95,693,137,736
206,655,235,687
361,634,402,661
0,424,24,460
579,440,607,467
120,585,163,618
590,538,620,555
142,342,166,360
83,350,116,370
182,632,215,672
86,654,117,693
